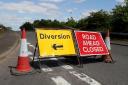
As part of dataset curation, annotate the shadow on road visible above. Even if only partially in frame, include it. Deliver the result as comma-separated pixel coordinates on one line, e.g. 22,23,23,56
31,56,104,69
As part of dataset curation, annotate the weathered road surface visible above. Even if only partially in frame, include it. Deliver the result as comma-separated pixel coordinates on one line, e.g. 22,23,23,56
0,31,128,85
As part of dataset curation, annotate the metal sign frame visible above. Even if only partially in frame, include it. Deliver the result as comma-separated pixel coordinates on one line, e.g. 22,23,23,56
31,29,114,70
32,28,82,71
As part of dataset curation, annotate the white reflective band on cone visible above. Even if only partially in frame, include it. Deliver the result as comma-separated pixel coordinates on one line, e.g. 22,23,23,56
19,39,28,57
105,37,111,50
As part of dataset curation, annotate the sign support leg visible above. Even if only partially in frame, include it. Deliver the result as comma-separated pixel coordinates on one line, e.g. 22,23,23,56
32,42,42,72
32,43,38,62
77,54,83,67
38,57,42,72
109,51,114,63
71,30,83,67
37,45,42,72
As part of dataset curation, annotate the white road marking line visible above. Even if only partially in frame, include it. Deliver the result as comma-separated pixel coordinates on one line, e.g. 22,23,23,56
51,76,71,85
27,42,35,49
29,56,38,61
29,44,35,49
40,58,58,61
27,42,31,45
28,51,33,55
62,65,73,70
41,68,53,72
49,58,58,60
29,57,58,61
69,71,101,85
29,56,33,60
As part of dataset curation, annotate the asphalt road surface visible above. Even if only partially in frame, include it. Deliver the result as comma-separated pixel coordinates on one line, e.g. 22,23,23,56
0,31,128,85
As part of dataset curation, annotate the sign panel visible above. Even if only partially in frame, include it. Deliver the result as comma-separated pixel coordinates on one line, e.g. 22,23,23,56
75,31,109,56
36,29,76,58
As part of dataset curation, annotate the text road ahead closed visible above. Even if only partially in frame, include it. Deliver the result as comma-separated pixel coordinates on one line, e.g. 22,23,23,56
75,31,109,56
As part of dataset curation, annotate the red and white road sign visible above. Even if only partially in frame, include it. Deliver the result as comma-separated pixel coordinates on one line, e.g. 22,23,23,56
75,31,109,56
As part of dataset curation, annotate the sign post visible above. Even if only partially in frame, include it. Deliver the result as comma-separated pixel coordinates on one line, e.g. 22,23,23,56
75,31,109,56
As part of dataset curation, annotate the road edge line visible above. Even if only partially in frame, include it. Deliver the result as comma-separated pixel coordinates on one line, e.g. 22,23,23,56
0,32,20,61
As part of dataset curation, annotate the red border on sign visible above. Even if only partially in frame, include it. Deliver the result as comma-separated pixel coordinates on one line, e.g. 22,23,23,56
75,31,109,56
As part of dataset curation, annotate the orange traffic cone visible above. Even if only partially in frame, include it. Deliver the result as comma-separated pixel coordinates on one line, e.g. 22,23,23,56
16,28,32,72
103,29,113,63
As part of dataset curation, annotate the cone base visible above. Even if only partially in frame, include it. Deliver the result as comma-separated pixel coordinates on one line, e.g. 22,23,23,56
16,57,31,72
10,67,35,76
102,55,112,63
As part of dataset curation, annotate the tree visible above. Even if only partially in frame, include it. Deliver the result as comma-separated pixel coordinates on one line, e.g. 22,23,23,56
51,20,62,28
111,0,128,33
79,10,111,31
76,18,88,30
20,22,34,31
65,17,77,28
33,20,42,28
33,19,63,28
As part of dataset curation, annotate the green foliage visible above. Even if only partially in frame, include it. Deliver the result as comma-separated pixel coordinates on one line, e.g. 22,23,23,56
78,10,111,31
33,20,42,28
20,22,34,31
33,19,63,28
20,1,128,33
65,17,78,28
20,18,78,30
111,0,128,33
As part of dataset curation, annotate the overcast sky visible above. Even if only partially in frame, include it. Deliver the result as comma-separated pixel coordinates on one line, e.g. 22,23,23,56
0,0,125,31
